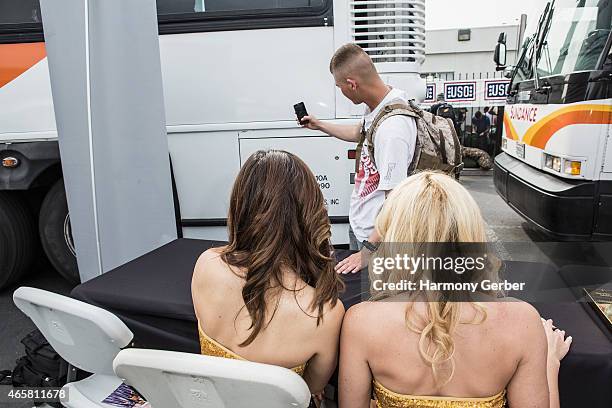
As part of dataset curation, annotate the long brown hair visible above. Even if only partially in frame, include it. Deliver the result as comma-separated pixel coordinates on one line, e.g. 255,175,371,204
221,150,343,346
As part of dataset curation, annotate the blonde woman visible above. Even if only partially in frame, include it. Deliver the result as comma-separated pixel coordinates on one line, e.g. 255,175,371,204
339,171,571,408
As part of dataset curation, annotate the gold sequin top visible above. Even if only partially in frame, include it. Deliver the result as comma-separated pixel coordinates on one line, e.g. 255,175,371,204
373,380,506,408
198,324,306,376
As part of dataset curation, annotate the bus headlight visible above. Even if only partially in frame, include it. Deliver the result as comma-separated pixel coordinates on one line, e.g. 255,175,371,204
544,154,561,172
564,160,582,176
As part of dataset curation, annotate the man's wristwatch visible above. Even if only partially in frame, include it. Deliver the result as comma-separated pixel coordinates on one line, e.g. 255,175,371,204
362,240,379,252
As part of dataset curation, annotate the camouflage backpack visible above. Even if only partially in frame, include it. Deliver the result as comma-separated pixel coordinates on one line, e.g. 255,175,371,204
355,100,463,177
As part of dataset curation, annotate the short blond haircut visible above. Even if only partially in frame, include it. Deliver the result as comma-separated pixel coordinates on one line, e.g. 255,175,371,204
329,43,376,78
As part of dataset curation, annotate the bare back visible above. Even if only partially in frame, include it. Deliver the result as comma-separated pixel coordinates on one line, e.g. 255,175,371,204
370,301,523,396
191,247,344,393
339,299,549,407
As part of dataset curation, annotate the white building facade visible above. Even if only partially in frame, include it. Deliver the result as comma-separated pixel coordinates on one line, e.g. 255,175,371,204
422,23,523,80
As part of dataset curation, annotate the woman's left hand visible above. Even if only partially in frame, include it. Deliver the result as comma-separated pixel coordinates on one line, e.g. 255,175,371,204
542,318,572,366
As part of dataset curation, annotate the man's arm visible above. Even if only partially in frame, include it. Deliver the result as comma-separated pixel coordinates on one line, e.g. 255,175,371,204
301,115,362,143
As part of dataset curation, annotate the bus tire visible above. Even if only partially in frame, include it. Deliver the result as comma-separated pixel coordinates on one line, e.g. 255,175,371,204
39,179,80,284
0,192,37,290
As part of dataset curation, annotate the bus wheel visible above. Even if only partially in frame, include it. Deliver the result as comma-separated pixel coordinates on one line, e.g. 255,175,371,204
39,179,80,284
0,192,37,289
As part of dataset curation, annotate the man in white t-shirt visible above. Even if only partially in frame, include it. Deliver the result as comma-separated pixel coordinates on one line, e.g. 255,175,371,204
301,43,417,273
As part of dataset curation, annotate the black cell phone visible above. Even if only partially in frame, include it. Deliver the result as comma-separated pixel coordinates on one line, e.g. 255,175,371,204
294,102,308,123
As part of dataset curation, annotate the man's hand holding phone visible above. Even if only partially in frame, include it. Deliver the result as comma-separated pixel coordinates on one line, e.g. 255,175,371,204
295,102,321,130
300,114,322,131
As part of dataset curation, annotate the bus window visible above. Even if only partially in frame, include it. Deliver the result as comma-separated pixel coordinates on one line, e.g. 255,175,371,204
0,0,331,41
157,0,326,16
537,0,612,76
156,0,331,34
0,0,41,25
0,0,44,44
513,36,535,84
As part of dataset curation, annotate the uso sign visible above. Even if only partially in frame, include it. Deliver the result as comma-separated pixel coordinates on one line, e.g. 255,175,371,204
444,81,476,102
425,83,436,102
485,80,510,100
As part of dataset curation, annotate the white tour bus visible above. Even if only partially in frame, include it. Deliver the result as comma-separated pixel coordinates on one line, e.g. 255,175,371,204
494,0,612,241
0,0,426,287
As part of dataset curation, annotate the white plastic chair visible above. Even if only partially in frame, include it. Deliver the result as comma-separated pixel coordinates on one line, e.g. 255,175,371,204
13,287,134,408
113,348,312,408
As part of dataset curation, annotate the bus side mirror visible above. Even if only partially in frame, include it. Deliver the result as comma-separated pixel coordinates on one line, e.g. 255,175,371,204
494,32,507,69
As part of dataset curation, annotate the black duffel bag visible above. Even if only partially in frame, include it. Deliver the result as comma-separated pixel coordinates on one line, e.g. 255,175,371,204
1,330,69,407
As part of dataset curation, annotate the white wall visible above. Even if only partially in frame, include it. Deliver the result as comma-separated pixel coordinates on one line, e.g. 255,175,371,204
423,24,521,77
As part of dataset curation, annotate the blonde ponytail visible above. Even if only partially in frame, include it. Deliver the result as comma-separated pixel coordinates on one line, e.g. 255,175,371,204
407,301,459,385
372,171,495,386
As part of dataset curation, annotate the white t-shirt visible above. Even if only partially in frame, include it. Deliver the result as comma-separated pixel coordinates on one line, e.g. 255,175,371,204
349,88,417,242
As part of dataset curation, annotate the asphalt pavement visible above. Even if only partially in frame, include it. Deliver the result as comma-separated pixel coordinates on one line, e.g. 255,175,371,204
461,172,546,243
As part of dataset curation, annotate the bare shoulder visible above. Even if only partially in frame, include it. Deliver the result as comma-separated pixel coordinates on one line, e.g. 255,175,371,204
492,300,548,367
200,246,226,261
487,300,543,338
299,291,345,331
496,299,541,321
345,301,375,319
192,247,227,286
322,298,346,327
343,301,387,335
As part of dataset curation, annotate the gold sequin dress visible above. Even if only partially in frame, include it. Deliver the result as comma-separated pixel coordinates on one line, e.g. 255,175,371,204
198,324,306,376
373,380,506,408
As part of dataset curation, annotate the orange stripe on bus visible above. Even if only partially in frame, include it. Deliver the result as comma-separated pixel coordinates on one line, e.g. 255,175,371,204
522,105,612,149
503,111,519,140
0,42,46,88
